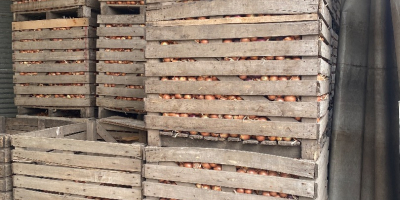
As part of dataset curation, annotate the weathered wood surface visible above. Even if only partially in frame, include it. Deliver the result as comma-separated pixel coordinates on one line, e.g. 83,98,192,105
146,59,330,76
14,73,95,83
16,123,86,138
97,97,145,110
14,188,86,200
145,116,320,139
96,75,145,85
146,0,319,22
145,147,315,178
97,39,146,49
13,50,96,61
96,51,145,61
98,15,145,24
12,18,92,31
145,80,330,96
12,27,96,40
97,63,144,73
13,39,95,50
14,62,96,73
13,175,141,200
97,86,145,98
14,85,95,95
15,96,95,107
99,116,146,130
145,98,329,118
11,0,100,12
97,27,145,37
144,164,314,198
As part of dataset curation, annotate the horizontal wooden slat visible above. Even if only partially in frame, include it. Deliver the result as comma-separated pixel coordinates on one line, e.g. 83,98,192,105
13,163,141,187
145,98,327,118
97,27,145,37
146,40,320,58
14,85,95,95
99,116,146,131
96,51,145,61
144,164,314,198
14,188,87,200
12,136,142,158
14,62,96,72
11,0,99,12
97,63,145,73
147,21,320,40
144,182,277,200
97,75,145,85
145,115,318,139
12,149,141,172
14,74,94,83
97,97,145,110
12,27,96,40
12,18,91,31
13,175,141,200
13,50,95,61
98,15,145,24
145,59,330,76
145,147,315,178
14,96,95,107
145,80,329,96
13,39,95,50
17,123,86,137
97,86,146,98
97,39,146,49
147,0,319,22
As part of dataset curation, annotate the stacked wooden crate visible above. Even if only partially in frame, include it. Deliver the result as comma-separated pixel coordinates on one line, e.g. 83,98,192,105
0,135,11,200
96,0,147,118
11,0,99,118
144,0,332,199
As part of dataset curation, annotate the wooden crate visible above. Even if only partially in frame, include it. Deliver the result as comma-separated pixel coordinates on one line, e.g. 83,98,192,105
11,0,100,22
145,0,333,160
0,135,12,200
12,18,97,117
96,0,147,114
144,140,329,200
11,120,144,200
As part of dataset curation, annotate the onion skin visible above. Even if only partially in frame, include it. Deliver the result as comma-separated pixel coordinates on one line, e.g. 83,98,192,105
236,188,245,193
256,135,266,141
183,162,193,168
202,163,211,169
240,134,251,140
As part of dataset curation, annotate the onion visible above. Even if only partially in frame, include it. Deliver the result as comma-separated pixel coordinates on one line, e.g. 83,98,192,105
244,189,253,194
183,162,193,168
284,96,297,102
213,165,222,171
209,163,217,168
268,171,278,176
174,94,182,99
275,56,285,60
295,117,302,121
270,191,278,197
283,137,292,141
262,191,271,196
229,133,239,138
267,95,276,101
220,133,229,138
240,38,250,42
236,188,245,193
239,75,247,80
212,186,222,191
202,163,211,169
258,170,268,176
189,131,198,135
290,75,301,80
211,133,220,137
179,76,187,81
265,56,274,60
280,173,292,178
240,134,251,140
162,94,171,99
237,168,246,173
205,95,215,100
279,193,288,198
183,94,192,99
223,39,232,43
209,114,219,119
247,169,257,174
250,37,258,41
275,97,284,102
278,76,288,81
200,132,210,136
256,135,266,141
276,137,283,141
269,76,278,81
200,39,209,44
261,76,269,81
201,185,210,190
268,136,277,141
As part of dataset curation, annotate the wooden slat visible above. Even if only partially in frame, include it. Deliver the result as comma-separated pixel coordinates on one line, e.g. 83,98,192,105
147,21,320,40
146,0,319,22
97,86,146,98
12,149,141,172
145,59,330,76
97,63,145,73
12,39,95,50
97,39,146,49
144,164,314,198
147,14,319,27
12,27,96,40
12,18,91,31
145,147,315,178
14,97,95,107
14,62,96,73
96,97,145,110
14,188,87,200
98,15,145,24
13,175,141,200
97,27,145,37
96,51,146,61
14,85,94,95
12,136,142,158
145,115,318,139
13,50,95,61
144,182,277,200
96,122,118,143
17,123,87,138
13,163,140,187
99,116,146,131
14,74,94,83
96,75,145,85
145,80,329,96
145,98,327,118
11,0,99,12
146,40,319,58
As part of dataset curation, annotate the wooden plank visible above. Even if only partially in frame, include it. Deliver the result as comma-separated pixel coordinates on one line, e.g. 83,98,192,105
146,40,319,58
100,116,146,130
14,188,87,200
147,21,319,40
13,163,140,187
14,85,95,95
97,86,145,98
14,96,95,107
14,62,96,73
16,123,86,138
145,80,329,96
144,164,314,198
146,147,315,178
96,51,145,61
13,50,95,61
98,15,145,24
97,63,145,73
12,18,91,31
96,122,118,143
11,0,99,12
144,182,277,200
0,164,11,178
97,39,146,49
146,98,327,118
97,97,145,110
320,41,332,60
12,27,96,40
12,149,141,172
148,14,319,27
14,74,94,83
145,59,330,76
12,39,95,50
0,191,11,200
12,135,142,158
96,75,145,85
13,175,141,200
145,115,318,139
146,0,318,22
5,118,37,126
97,26,145,37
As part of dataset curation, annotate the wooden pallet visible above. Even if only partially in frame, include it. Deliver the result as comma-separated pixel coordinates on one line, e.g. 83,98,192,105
0,116,80,134
0,135,12,200
144,140,329,200
12,18,97,112
99,116,147,143
145,0,333,160
11,120,144,200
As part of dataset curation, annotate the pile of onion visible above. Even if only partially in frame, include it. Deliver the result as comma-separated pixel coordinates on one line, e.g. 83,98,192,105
106,1,145,5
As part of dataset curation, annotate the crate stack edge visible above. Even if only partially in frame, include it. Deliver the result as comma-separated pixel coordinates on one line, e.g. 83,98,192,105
96,0,147,118
11,0,100,118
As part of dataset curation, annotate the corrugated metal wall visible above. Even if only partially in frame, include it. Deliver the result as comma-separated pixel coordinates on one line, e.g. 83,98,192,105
0,1,16,117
